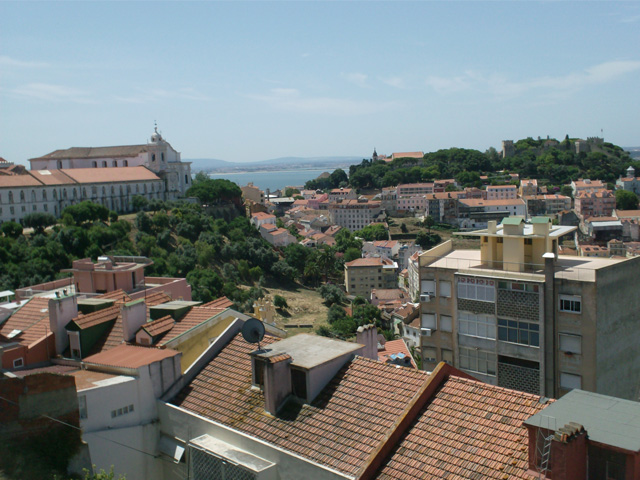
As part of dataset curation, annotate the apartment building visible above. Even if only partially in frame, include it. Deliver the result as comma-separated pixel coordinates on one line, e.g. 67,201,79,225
328,198,382,231
571,178,605,196
574,189,616,221
524,194,572,217
519,178,539,197
240,183,265,205
327,187,356,203
417,216,640,400
424,191,466,224
457,198,526,229
485,184,517,200
344,257,398,297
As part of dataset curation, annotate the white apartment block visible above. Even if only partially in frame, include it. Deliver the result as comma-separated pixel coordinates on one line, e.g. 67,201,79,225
328,199,382,231
486,185,517,200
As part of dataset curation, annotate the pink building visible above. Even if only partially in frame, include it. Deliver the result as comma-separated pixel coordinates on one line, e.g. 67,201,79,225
574,190,615,220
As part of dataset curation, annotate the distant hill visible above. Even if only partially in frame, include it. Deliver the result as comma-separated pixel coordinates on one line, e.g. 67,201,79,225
186,156,363,173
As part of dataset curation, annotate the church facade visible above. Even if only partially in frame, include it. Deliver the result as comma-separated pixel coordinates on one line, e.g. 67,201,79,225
0,128,192,224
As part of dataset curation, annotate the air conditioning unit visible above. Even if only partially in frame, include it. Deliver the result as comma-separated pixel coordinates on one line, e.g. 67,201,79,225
420,294,433,302
421,328,432,337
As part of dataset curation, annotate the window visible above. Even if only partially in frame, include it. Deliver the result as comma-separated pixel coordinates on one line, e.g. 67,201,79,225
440,315,452,332
20,190,25,202
559,294,581,313
439,281,451,297
8,192,13,203
161,153,165,162
498,281,539,292
78,395,87,419
152,154,156,162
13,357,24,368
498,319,539,346
457,277,495,302
560,373,581,390
459,347,496,375
421,313,436,329
423,347,437,363
421,280,435,295
92,161,97,168
44,204,48,212
42,190,47,200
458,312,496,339
123,160,128,167
559,333,581,354
441,348,453,364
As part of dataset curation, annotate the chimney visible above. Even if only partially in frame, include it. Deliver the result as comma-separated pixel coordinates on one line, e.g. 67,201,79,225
48,294,78,355
487,220,497,234
545,423,588,480
262,354,293,415
121,299,147,342
356,324,378,360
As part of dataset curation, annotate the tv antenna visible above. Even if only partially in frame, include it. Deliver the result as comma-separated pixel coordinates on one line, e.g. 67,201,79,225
242,318,265,352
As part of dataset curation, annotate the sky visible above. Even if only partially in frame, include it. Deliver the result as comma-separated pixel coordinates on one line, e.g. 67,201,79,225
1,1,639,165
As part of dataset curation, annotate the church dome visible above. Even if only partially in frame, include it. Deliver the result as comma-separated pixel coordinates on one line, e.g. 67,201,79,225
150,124,163,143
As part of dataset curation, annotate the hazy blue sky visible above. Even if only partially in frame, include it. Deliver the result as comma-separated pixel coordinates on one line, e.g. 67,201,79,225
2,1,639,164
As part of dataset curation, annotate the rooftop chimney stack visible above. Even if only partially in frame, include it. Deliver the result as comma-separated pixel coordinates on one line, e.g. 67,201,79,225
549,423,588,480
121,300,147,342
263,354,293,415
48,295,78,355
356,324,378,360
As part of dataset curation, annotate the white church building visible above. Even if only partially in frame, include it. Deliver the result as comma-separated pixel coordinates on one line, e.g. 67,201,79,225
0,127,192,224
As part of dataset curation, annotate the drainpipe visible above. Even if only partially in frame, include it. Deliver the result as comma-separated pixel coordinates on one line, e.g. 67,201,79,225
543,252,556,397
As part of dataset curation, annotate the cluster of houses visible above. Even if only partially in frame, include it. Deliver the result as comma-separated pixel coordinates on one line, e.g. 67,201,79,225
2,254,639,480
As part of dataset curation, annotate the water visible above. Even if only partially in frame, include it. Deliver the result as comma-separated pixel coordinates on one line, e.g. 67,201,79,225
208,169,333,191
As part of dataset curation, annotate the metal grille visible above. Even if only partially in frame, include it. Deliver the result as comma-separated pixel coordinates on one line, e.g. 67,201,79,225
498,361,540,395
190,446,256,480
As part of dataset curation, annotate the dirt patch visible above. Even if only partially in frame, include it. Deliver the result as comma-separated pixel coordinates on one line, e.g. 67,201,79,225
261,284,329,334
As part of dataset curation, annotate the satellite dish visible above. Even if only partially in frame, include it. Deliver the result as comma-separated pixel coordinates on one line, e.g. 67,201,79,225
242,318,265,350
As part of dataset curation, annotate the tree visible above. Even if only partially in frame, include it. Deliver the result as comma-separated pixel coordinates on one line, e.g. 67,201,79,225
1,221,23,238
415,232,441,249
131,195,149,211
423,215,435,234
355,224,388,241
61,201,109,225
186,178,242,205
21,212,57,234
318,284,346,306
400,223,408,233
615,189,639,210
343,247,361,263
273,294,288,310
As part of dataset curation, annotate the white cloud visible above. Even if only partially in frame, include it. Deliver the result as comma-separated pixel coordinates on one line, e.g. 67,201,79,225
12,83,95,103
0,56,49,68
114,87,210,104
425,60,640,98
381,76,405,89
344,72,369,88
249,88,400,116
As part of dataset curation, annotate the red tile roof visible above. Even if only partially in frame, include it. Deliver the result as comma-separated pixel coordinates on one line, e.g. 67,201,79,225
70,305,120,330
375,374,551,479
200,297,233,309
31,145,150,160
346,257,395,268
141,315,175,337
171,333,429,477
377,339,416,368
84,343,180,369
60,166,160,183
97,289,131,304
0,297,51,345
157,306,226,343
142,291,171,307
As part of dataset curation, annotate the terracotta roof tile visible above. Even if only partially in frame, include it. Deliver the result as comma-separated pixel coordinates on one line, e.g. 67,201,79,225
141,315,175,337
157,305,225,344
375,376,551,479
377,339,416,368
31,145,150,160
55,166,159,184
171,333,429,476
70,305,120,330
200,297,233,309
0,297,51,345
84,343,180,369
96,289,131,304
142,291,171,307
346,257,395,268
